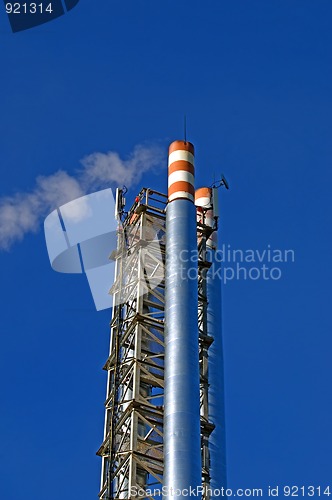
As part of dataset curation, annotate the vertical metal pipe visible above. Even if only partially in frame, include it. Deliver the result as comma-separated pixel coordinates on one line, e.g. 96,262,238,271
196,188,227,492
164,141,202,496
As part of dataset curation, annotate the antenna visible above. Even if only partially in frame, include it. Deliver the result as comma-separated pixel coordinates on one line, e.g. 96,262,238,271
211,174,230,190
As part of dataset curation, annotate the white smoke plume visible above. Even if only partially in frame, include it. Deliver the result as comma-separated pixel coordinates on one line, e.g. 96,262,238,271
0,143,164,250
80,144,164,191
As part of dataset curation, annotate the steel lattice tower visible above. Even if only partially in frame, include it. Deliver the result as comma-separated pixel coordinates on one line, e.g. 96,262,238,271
98,188,167,499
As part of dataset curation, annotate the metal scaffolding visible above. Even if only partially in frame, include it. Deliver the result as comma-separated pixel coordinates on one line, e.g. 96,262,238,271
197,210,217,498
98,188,220,499
98,188,167,500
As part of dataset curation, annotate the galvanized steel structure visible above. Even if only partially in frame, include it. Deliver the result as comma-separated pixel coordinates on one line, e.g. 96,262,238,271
164,141,201,495
196,188,227,494
98,141,227,500
98,188,167,499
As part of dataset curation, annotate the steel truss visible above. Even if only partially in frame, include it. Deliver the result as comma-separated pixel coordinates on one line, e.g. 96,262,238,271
98,189,166,500
197,214,218,499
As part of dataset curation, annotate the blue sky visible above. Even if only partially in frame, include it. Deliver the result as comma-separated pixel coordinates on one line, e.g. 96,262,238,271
1,1,332,499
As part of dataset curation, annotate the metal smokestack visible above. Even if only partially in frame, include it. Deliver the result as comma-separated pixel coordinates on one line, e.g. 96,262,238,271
164,141,202,496
195,187,227,493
